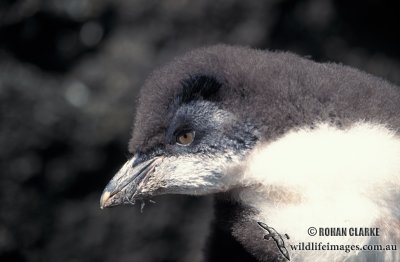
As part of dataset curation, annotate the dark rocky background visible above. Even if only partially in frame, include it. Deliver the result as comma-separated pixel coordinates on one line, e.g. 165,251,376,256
0,0,399,261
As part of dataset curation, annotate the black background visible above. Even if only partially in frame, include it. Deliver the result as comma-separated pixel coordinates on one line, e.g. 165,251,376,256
1,0,399,261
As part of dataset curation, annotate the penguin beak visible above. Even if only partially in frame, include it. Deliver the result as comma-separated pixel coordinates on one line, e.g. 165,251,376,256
100,155,161,209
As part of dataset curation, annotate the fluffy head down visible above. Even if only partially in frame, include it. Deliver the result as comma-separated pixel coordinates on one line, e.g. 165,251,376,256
129,45,400,154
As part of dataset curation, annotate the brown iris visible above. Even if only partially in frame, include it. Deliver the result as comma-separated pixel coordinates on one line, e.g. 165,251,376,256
176,131,195,146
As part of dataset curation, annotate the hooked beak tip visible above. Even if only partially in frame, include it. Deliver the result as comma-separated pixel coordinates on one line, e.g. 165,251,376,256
100,190,111,209
99,155,162,210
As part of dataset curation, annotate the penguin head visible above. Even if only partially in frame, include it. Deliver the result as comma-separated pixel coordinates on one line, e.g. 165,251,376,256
100,65,261,208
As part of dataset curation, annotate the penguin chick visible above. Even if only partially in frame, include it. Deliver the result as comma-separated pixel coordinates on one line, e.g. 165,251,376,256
100,45,400,262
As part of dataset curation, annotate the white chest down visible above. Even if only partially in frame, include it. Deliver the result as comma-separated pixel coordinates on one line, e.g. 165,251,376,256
235,122,400,262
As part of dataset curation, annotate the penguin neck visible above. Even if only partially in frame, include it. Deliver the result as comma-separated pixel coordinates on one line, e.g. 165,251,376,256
206,191,282,262
213,192,256,231
205,193,259,262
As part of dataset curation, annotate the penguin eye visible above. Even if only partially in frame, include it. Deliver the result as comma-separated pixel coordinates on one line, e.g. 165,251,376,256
176,131,195,146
